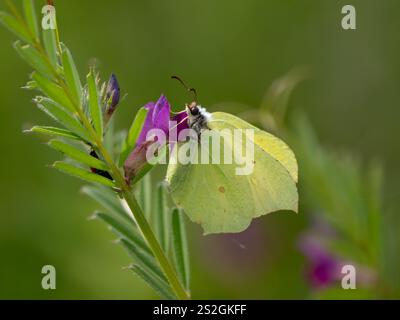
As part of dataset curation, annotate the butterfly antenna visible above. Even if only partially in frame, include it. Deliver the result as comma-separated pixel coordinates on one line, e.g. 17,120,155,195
171,75,198,102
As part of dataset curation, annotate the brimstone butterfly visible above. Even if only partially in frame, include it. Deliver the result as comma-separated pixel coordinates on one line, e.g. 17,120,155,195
166,102,298,235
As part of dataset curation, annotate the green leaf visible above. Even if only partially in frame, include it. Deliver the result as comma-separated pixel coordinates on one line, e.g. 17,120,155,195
171,208,190,291
154,183,169,253
119,238,166,282
87,71,103,137
0,11,32,44
129,265,176,300
61,44,82,105
119,107,148,166
25,126,80,140
94,212,151,255
35,97,89,142
49,140,108,171
23,0,39,42
81,185,133,226
33,72,76,112
138,173,152,219
43,28,58,67
13,41,53,78
53,161,115,187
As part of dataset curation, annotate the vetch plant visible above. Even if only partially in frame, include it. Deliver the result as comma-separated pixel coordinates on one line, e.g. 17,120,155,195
1,0,298,299
0,0,190,300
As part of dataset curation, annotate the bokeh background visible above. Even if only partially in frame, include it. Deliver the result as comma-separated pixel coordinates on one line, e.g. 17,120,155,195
0,0,399,299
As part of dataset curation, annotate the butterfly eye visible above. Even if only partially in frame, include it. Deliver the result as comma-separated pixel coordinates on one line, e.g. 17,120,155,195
191,106,200,116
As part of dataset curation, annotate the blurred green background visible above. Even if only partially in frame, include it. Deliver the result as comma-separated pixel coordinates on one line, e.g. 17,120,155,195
0,0,399,299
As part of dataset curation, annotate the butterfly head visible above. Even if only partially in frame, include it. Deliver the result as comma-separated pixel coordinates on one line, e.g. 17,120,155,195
185,102,211,134
186,101,200,116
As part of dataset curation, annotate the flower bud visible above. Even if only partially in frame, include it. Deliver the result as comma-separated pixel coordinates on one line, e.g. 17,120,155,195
105,74,120,118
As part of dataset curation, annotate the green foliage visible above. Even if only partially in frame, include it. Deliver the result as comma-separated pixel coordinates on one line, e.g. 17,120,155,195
138,173,152,219
42,28,58,67
13,41,53,78
292,116,383,267
33,73,76,112
129,265,176,300
48,140,108,171
34,97,90,142
25,126,81,140
171,208,190,292
119,237,167,282
61,44,82,105
94,212,150,254
288,116,393,297
53,161,115,187
87,70,104,137
155,184,169,253
81,185,130,222
22,0,39,42
1,1,191,300
0,11,32,44
84,178,191,299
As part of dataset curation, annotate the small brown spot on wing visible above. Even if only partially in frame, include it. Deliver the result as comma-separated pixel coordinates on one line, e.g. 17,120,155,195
219,186,226,193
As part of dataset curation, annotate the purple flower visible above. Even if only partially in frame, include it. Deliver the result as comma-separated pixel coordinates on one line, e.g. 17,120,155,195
298,235,342,288
124,95,189,184
105,74,120,117
298,217,376,289
136,95,171,146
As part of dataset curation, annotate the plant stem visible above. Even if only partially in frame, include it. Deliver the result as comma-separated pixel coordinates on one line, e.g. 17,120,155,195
122,190,190,300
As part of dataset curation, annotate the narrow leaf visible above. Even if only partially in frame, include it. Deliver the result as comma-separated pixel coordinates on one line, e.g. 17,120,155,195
0,11,32,44
25,126,80,140
155,183,169,253
49,140,108,171
33,73,76,112
23,0,39,42
43,28,58,67
35,97,89,142
130,265,176,300
119,238,166,282
119,107,148,166
53,161,115,187
61,44,82,104
81,185,133,226
14,41,53,78
94,212,151,255
87,71,103,137
171,208,190,291
138,173,152,218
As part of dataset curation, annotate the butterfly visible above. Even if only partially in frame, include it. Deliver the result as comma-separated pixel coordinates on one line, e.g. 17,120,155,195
166,98,298,235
